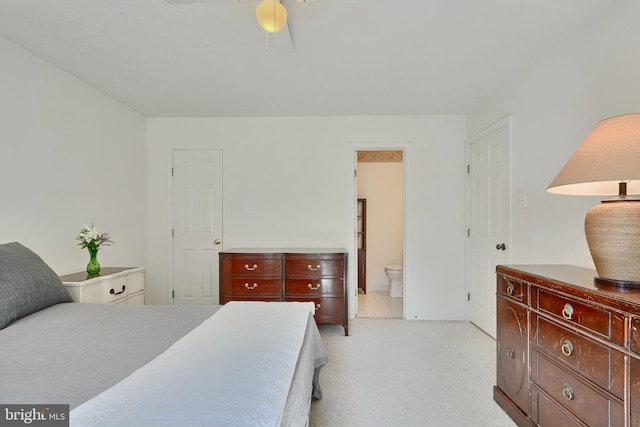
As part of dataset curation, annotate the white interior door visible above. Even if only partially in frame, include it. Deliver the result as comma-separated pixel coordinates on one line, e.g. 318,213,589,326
172,149,223,305
466,117,511,338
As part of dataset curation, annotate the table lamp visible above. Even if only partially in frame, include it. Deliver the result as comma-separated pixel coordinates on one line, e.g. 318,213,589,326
547,113,640,288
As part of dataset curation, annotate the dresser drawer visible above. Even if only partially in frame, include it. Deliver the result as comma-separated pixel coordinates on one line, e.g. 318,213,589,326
531,385,588,427
630,317,640,355
285,278,344,296
286,296,344,323
285,257,344,277
221,278,282,297
533,315,625,398
534,288,624,345
221,257,282,277
220,295,280,303
531,350,624,427
82,277,129,304
497,275,528,304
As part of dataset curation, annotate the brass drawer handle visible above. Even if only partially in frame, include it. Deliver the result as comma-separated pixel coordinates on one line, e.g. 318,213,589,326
562,303,574,320
244,264,258,271
244,283,258,290
315,303,321,311
561,340,574,356
562,384,574,401
506,283,515,295
308,264,320,271
308,283,321,290
110,285,126,295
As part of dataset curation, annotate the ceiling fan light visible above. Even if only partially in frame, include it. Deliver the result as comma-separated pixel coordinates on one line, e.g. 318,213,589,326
256,0,287,33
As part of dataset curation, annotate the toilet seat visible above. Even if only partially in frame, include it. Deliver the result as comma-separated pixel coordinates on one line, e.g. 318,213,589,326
386,264,402,271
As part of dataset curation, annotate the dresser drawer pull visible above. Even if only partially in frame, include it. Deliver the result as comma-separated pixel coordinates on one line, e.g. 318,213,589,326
109,285,126,295
562,384,575,401
308,283,321,290
244,283,258,290
506,347,515,358
307,264,321,271
561,340,574,356
562,303,574,320
506,283,515,295
244,264,258,271
315,303,321,311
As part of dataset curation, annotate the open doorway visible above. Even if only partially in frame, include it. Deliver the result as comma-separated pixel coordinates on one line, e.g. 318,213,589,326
355,150,404,318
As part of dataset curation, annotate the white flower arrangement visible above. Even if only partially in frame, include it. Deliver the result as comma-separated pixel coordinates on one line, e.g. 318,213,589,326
76,224,114,250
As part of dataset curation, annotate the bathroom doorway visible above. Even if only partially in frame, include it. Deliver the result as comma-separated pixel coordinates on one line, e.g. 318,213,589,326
355,150,404,318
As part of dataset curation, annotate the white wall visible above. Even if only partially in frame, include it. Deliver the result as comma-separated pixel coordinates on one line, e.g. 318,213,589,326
357,161,403,292
467,0,640,269
0,35,147,275
147,116,466,320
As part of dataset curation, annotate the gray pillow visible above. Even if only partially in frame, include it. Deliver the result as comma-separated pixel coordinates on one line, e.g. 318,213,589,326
0,242,72,329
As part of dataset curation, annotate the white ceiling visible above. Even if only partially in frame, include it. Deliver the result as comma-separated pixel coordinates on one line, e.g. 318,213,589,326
0,0,618,117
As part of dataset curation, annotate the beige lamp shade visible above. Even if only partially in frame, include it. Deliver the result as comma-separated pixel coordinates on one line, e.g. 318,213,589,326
547,113,640,287
256,0,287,34
547,113,640,196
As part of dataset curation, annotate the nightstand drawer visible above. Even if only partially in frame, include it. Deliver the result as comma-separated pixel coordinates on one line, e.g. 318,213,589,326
127,271,145,294
533,315,624,398
221,278,282,297
531,351,624,427
61,267,145,305
285,278,344,296
82,277,129,304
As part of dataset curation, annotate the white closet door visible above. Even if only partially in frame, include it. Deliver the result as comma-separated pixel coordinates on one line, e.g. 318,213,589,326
172,149,223,305
466,117,511,338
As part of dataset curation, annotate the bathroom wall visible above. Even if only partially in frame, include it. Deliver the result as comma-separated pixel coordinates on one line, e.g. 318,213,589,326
357,158,404,292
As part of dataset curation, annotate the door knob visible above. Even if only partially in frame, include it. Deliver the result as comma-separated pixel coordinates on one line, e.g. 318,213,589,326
213,239,221,245
496,243,506,251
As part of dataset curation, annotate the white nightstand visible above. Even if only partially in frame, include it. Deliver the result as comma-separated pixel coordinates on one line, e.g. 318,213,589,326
60,267,145,305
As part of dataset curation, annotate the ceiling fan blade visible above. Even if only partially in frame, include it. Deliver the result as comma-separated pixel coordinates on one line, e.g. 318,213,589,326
164,0,249,4
295,0,375,2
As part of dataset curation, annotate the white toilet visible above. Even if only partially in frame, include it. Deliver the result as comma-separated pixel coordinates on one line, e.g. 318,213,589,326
385,264,403,298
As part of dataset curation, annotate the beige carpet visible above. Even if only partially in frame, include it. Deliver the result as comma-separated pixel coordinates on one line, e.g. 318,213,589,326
310,318,516,427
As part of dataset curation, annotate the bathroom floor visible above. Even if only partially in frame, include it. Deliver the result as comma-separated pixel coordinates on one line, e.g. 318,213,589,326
357,290,403,318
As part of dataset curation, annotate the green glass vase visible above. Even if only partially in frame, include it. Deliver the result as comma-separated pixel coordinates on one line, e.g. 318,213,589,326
86,247,101,276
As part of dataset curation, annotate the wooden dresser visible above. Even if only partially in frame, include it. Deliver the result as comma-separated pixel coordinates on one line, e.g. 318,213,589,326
495,264,640,427
219,249,348,335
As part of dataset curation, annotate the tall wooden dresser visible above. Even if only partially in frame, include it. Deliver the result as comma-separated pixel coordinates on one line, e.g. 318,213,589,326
495,264,640,427
219,248,348,335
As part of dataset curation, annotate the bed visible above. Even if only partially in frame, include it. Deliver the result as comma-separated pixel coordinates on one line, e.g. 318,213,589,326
0,242,328,426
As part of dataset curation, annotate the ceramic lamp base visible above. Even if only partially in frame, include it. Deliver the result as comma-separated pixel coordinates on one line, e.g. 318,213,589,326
585,199,640,287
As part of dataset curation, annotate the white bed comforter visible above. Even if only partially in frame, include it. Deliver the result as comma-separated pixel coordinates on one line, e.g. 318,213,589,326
70,301,315,427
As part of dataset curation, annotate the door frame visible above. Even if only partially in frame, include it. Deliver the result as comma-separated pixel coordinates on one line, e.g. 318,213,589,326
349,142,409,320
464,115,512,334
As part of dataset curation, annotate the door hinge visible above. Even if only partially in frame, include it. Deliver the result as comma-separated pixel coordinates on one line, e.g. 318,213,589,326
467,228,470,237
171,228,174,238
467,292,471,301
171,167,174,177
466,164,470,173
354,169,357,178
172,290,175,299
